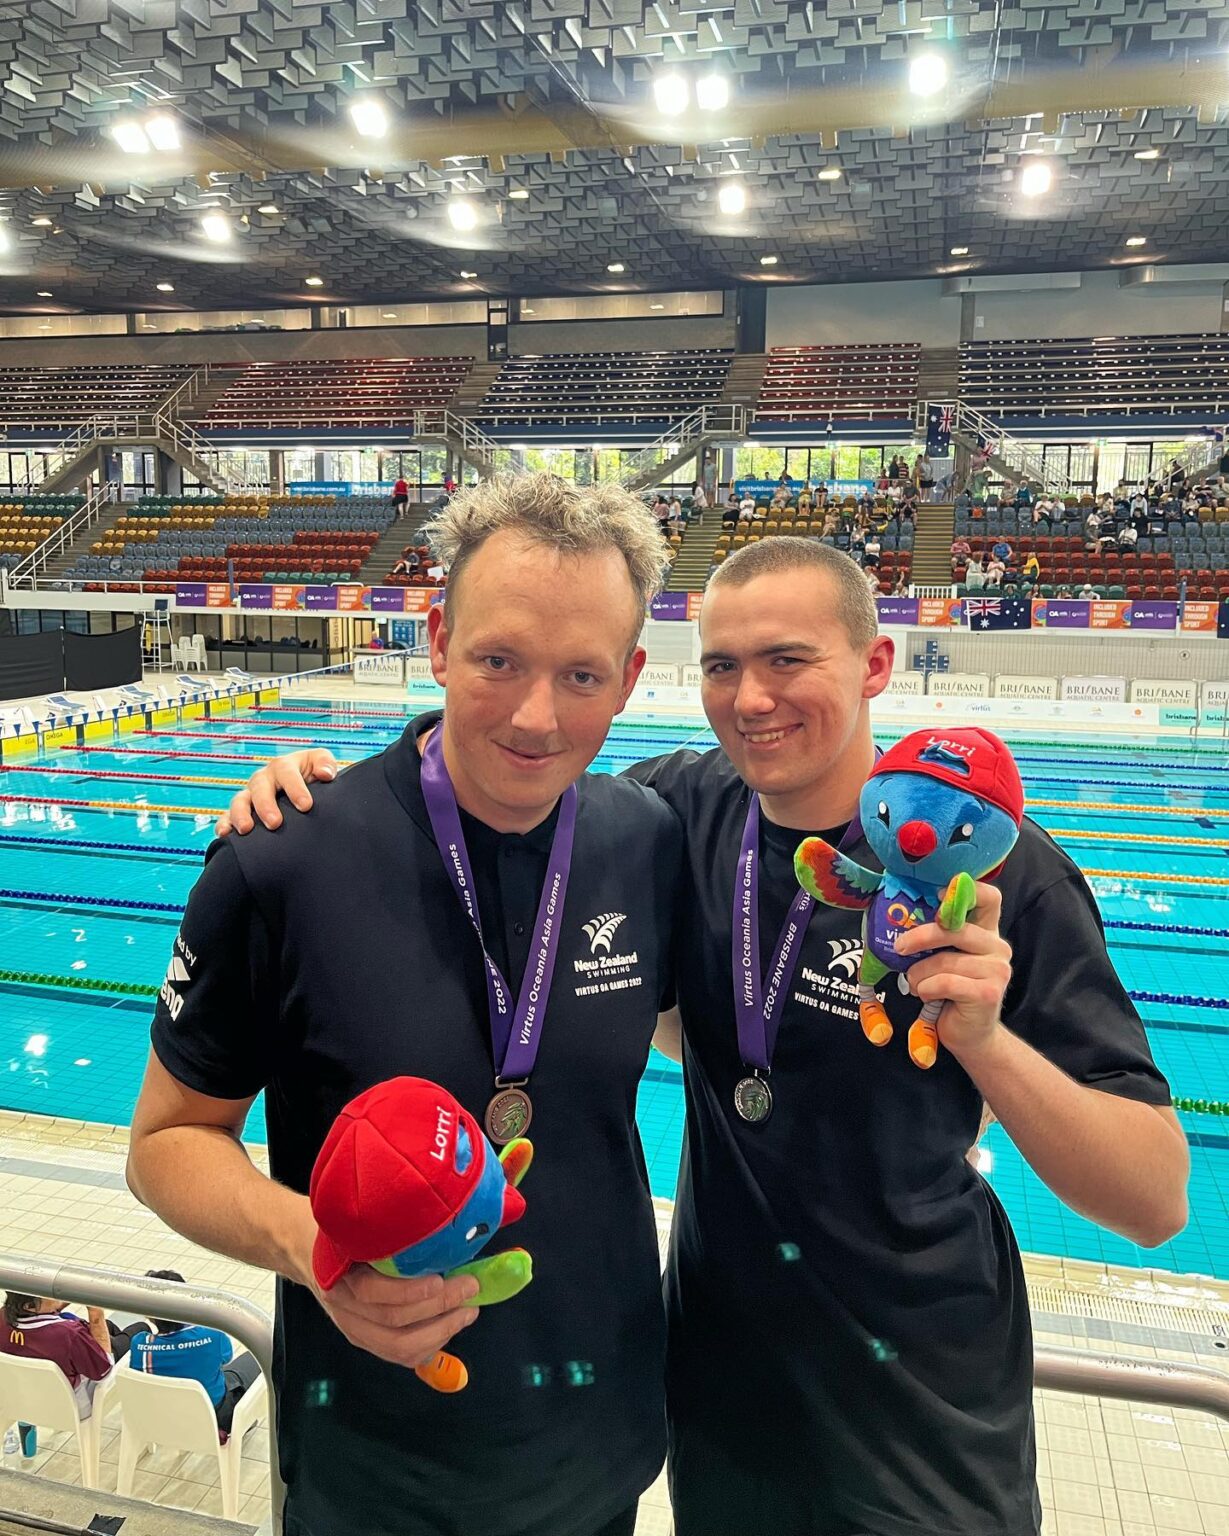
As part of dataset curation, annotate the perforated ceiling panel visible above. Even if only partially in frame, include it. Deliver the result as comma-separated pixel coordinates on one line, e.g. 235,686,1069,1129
0,1,1225,312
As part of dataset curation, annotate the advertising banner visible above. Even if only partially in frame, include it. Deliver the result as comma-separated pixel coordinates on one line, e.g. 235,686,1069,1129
876,597,920,626
918,597,964,627
1030,599,1090,630
927,673,991,698
1060,675,1128,703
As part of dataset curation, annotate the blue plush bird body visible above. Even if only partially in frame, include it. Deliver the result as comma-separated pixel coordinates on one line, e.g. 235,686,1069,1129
794,729,1024,1070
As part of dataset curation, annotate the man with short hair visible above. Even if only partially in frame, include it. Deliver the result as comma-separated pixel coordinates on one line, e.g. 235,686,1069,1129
127,474,684,1536
229,534,1187,1536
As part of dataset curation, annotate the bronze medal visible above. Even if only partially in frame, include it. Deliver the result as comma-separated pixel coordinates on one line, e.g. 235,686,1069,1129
485,1086,533,1145
734,1074,773,1125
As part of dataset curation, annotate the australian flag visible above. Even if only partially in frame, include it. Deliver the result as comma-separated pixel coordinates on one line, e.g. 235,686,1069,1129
926,403,955,458
965,596,1031,631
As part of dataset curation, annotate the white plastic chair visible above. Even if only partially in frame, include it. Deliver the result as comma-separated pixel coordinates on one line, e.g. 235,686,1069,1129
113,1358,267,1519
188,634,208,670
0,1353,115,1488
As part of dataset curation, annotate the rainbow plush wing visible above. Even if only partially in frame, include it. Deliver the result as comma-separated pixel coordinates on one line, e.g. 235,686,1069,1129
794,838,881,911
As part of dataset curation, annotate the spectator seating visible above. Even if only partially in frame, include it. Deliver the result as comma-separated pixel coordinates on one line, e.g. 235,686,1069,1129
384,542,445,589
0,493,81,569
193,358,472,431
711,497,913,592
0,365,190,431
63,493,394,592
953,498,1229,600
474,350,732,428
958,334,1229,419
756,345,921,421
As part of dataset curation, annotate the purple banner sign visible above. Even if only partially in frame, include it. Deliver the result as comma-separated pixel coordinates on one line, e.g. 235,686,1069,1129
175,583,207,607
650,593,690,621
304,586,340,611
1031,599,1090,630
369,586,408,612
237,584,273,610
1128,600,1179,632
875,597,920,626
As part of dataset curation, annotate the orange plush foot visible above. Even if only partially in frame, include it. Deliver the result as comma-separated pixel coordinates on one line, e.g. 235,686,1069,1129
860,996,893,1047
908,1019,939,1070
415,1351,469,1394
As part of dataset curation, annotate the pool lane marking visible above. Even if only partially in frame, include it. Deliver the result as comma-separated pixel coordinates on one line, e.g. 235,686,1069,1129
65,745,357,767
0,794,219,817
3,765,245,788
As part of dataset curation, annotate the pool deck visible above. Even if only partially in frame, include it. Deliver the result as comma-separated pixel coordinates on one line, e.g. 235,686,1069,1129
2,1108,1227,1536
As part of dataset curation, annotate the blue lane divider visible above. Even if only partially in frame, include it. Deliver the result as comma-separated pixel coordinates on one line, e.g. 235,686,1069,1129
0,833,202,859
0,887,185,914
1105,919,1229,939
1131,989,1229,1011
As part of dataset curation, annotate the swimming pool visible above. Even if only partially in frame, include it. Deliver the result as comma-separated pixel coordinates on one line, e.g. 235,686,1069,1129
2,700,1227,1281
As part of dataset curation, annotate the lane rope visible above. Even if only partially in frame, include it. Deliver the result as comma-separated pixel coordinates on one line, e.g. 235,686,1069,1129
0,887,183,914
0,793,218,818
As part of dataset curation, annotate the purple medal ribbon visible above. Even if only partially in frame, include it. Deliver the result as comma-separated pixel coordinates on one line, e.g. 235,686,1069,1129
420,725,577,1082
732,794,866,1075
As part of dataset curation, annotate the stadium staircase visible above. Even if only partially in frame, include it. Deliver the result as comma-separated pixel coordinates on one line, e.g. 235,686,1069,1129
917,400,1070,496
665,514,723,591
722,353,768,409
359,512,437,586
917,348,960,403
910,503,956,586
451,361,502,415
412,409,507,481
620,405,749,494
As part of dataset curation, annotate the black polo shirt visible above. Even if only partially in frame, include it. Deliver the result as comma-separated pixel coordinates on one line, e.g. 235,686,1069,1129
151,712,682,1536
625,746,1171,1536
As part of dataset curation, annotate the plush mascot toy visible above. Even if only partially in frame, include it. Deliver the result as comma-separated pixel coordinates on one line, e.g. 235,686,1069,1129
310,1076,533,1393
794,728,1024,1071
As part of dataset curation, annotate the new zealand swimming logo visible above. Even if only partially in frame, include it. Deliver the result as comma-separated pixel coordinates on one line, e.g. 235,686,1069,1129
582,913,627,955
826,938,863,979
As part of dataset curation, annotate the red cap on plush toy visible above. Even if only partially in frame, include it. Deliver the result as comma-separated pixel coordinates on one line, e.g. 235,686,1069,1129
310,1077,515,1291
871,727,1025,826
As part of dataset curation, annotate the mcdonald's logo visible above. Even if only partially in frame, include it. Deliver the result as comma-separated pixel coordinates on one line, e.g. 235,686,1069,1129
9,1329,24,1346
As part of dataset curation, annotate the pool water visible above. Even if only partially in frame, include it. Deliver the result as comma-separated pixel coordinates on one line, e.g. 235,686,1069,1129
2,701,1227,1280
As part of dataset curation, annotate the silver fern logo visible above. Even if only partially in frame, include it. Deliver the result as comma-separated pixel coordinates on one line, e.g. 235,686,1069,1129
827,938,863,979
582,912,627,955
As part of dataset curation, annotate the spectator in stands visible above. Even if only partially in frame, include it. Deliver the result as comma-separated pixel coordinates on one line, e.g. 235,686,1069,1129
1129,488,1148,520
739,495,756,523
991,536,1012,564
954,488,972,515
914,453,935,502
1022,552,1040,585
391,550,421,578
1166,459,1186,495
863,565,882,594
652,496,671,533
797,489,813,514
1218,445,1229,478
891,569,909,596
950,535,971,572
985,555,1005,589
1078,581,1097,599
886,454,904,483
443,472,458,495
391,476,410,518
668,497,685,533
691,483,708,519
863,532,881,566
777,471,793,492
1117,522,1138,551
965,553,985,592
722,499,740,530
1084,508,1102,544
820,511,838,539
127,1271,261,1435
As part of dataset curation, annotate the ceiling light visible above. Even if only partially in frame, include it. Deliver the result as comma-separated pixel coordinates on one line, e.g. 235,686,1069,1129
650,302,665,310
1134,149,1160,161
145,113,180,152
36,290,53,297
718,181,747,216
348,99,389,140
382,311,398,318
200,212,232,243
950,245,969,256
695,73,729,111
110,119,150,154
156,281,175,292
1125,235,1147,247
523,307,535,314
908,53,948,97
508,188,530,200
759,254,778,266
448,198,478,232
653,72,689,116
607,261,625,273
1019,161,1053,198
31,216,53,226
817,167,842,182
257,203,280,214
459,269,477,279
305,275,324,287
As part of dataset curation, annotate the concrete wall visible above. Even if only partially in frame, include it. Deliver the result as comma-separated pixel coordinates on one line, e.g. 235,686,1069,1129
766,266,1229,349
509,311,735,355
0,324,488,368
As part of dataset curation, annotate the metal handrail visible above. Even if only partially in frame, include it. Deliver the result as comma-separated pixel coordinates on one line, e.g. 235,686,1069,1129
916,400,1070,495
618,404,749,485
0,1254,283,1524
5,485,117,590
